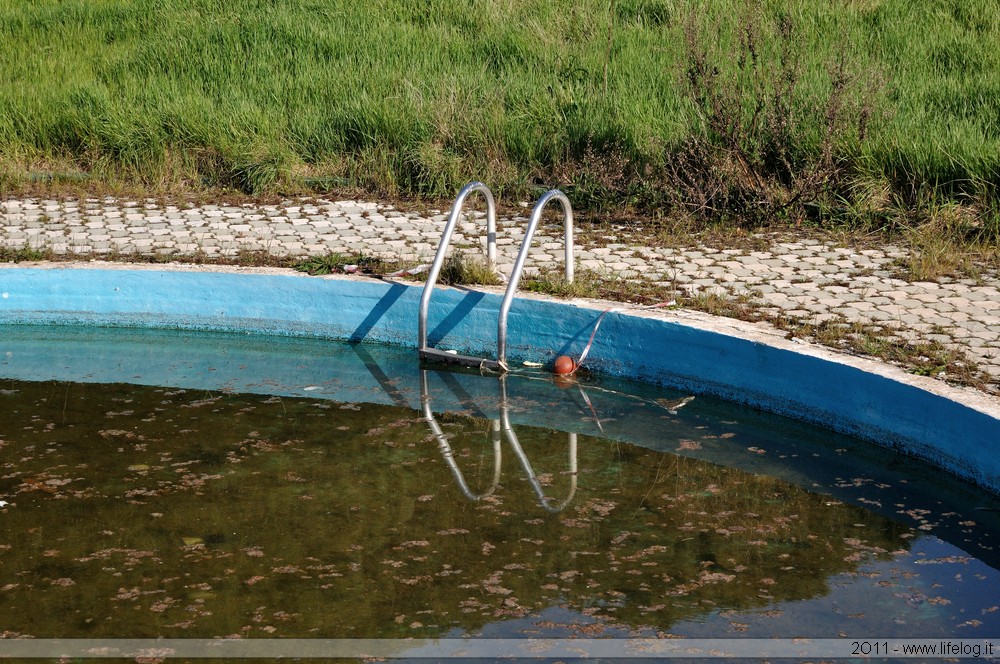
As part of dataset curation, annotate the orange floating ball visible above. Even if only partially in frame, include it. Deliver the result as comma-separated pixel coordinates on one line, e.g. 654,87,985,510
553,355,576,375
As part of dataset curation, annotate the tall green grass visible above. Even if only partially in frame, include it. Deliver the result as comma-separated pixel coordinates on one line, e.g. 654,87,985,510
0,0,997,228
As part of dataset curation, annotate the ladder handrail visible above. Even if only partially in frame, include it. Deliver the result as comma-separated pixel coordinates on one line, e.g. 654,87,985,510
418,181,497,351
497,189,574,366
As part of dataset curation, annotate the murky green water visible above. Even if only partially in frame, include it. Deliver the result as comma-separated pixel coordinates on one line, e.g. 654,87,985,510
1,328,998,646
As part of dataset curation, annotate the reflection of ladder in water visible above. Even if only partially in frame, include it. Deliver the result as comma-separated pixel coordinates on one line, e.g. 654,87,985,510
420,369,578,512
417,182,574,372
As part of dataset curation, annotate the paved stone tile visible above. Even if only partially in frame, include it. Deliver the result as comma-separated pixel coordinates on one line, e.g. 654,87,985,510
3,195,999,396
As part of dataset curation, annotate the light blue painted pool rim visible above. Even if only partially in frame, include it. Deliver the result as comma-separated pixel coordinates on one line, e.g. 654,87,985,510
2,262,999,493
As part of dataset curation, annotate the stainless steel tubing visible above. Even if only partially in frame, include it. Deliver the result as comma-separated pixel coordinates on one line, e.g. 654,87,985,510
417,181,497,351
496,189,574,366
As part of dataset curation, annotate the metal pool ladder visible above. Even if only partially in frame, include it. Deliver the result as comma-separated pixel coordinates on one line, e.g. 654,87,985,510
418,182,574,372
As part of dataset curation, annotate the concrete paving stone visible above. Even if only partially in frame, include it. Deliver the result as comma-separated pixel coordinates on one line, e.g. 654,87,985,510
965,286,1000,298
962,333,1000,352
760,294,794,307
866,310,903,322
921,301,961,314
801,300,832,313
883,290,918,302
850,276,888,288
830,305,862,317
619,257,647,267
963,321,994,335
970,293,1000,313
910,292,947,304
784,309,813,318
948,326,975,339
920,315,960,328
896,313,924,327
943,311,970,323
816,296,849,308
806,312,842,324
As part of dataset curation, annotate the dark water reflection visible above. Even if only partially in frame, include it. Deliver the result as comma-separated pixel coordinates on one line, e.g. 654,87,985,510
0,329,998,642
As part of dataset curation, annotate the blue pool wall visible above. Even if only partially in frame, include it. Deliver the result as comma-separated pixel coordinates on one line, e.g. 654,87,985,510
2,265,999,492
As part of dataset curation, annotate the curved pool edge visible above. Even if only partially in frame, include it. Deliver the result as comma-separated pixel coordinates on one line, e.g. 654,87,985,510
2,262,999,493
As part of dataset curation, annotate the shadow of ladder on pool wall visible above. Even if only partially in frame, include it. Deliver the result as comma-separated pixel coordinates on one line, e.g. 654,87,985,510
417,181,575,373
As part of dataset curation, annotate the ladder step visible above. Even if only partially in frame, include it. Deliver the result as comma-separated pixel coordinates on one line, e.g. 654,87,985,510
419,347,504,371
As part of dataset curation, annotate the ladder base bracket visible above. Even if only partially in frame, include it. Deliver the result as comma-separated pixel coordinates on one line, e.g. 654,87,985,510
419,347,506,372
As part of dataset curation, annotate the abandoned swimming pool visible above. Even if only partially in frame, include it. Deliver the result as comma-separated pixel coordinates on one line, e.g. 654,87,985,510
1,325,999,644
1,264,999,656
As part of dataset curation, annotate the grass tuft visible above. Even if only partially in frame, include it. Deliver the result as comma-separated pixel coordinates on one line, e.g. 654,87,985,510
437,254,502,287
0,245,56,263
293,252,393,276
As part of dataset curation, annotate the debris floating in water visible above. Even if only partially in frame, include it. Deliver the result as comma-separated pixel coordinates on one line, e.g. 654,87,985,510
656,395,695,415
